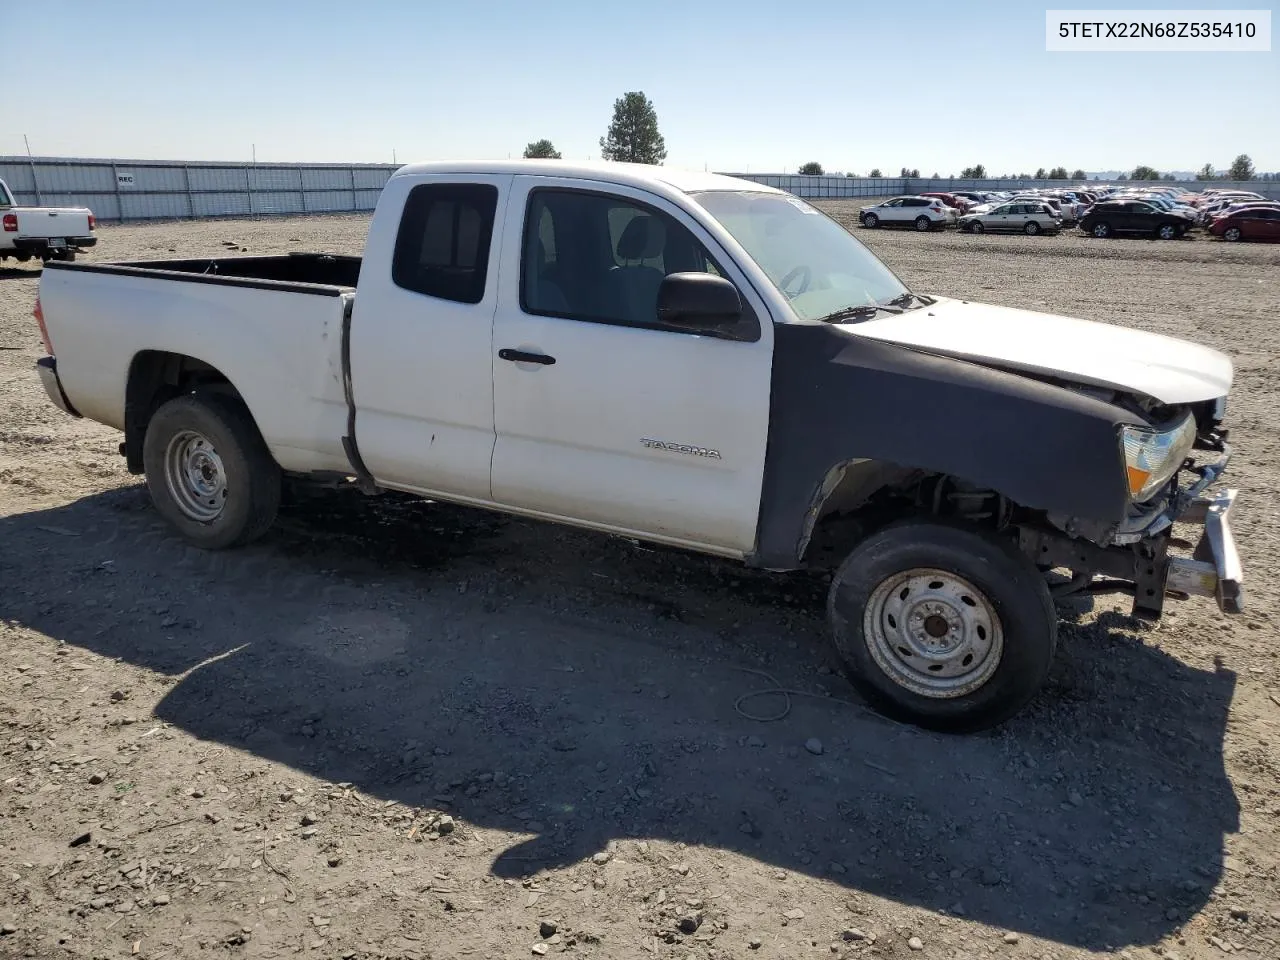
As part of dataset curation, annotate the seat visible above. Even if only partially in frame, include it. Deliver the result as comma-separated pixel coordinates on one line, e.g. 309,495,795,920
528,235,571,314
604,215,667,325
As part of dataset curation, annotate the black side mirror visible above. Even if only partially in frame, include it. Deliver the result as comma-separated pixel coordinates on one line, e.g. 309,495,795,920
656,272,741,333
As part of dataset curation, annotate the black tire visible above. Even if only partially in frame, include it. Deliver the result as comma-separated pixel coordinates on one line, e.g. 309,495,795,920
142,392,281,550
914,216,931,232
863,213,880,228
1024,221,1041,236
827,520,1057,733
1090,221,1112,238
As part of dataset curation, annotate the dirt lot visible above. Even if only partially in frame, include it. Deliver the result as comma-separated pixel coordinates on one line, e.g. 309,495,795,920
1,209,1278,960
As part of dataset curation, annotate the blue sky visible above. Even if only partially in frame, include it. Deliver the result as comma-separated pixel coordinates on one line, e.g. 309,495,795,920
5,0,1277,173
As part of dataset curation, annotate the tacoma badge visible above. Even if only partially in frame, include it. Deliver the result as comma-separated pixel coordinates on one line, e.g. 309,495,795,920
641,438,722,460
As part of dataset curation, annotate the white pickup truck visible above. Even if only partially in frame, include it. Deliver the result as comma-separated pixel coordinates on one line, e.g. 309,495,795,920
0,177,96,263
33,159,1244,732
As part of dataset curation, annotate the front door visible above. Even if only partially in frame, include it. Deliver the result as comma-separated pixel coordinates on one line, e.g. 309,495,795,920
489,176,774,554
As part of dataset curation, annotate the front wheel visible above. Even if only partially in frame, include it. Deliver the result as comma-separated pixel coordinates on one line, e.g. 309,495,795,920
827,521,1057,733
968,221,984,234
1090,221,1112,238
143,392,282,549
862,213,880,228
1156,223,1178,240
1223,226,1242,242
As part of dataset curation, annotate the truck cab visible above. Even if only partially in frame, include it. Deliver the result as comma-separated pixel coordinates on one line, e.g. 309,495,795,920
33,160,1244,733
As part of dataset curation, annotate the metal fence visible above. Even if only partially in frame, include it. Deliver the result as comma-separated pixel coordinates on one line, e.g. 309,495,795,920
3,156,1278,221
0,157,398,222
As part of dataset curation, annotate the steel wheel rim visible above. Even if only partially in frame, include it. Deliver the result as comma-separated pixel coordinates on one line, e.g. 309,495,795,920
163,429,227,522
863,568,1004,699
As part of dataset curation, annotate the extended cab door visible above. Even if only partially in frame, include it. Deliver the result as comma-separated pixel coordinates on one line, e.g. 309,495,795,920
488,177,774,555
347,173,510,499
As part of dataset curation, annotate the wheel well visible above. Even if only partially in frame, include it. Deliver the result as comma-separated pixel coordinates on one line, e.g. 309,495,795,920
801,463,1014,570
123,351,243,474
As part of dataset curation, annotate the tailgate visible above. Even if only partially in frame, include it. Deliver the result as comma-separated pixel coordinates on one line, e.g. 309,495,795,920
15,208,92,238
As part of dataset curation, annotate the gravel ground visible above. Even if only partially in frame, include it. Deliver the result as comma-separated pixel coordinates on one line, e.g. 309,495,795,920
1,209,1278,960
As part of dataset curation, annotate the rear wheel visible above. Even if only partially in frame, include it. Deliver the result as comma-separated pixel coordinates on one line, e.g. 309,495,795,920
1024,221,1041,236
1091,221,1112,238
914,216,932,232
863,213,880,228
827,521,1057,733
143,392,281,549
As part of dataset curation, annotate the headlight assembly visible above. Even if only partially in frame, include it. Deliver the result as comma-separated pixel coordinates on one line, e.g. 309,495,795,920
1121,413,1197,502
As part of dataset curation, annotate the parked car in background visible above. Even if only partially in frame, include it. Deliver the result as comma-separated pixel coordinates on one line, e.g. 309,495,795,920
1079,199,1190,239
919,192,970,213
1209,206,1280,242
958,201,1060,235
1013,195,1064,221
0,177,97,263
1197,197,1278,226
859,196,954,230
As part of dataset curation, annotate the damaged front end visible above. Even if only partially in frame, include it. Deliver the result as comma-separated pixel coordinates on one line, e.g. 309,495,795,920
1021,395,1242,618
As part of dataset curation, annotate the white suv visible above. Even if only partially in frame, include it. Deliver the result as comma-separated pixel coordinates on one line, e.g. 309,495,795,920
859,196,953,231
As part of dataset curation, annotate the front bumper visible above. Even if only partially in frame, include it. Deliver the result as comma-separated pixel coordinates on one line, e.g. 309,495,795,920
1019,462,1244,617
1166,487,1244,614
35,356,81,418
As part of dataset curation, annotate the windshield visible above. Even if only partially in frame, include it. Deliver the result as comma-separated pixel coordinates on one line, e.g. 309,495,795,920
688,190,909,321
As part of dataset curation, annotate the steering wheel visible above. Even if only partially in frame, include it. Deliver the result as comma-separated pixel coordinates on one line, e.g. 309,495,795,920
777,265,811,299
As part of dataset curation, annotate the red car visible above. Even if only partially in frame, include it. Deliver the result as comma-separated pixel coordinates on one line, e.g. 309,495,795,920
919,191,970,213
1209,206,1280,242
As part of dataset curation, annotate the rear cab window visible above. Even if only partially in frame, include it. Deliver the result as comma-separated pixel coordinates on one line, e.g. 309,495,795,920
392,183,499,303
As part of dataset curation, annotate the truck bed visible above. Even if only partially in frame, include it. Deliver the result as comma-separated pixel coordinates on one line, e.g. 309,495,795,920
48,251,362,292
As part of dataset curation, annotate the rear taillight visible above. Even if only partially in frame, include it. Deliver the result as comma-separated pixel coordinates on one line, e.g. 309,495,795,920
88,214,96,231
2,213,16,232
34,297,54,355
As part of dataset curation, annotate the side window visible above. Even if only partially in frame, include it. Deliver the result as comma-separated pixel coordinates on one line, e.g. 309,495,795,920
392,182,498,304
521,189,727,331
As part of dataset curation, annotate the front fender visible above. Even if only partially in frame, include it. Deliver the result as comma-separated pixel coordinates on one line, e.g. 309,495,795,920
752,323,1142,569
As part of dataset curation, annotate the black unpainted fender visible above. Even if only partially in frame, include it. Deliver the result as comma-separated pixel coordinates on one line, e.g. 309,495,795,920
751,322,1144,570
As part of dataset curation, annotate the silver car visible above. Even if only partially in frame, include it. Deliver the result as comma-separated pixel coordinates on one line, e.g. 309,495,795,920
958,201,1061,236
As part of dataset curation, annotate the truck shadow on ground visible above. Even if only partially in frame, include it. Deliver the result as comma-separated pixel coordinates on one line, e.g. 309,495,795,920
0,266,41,280
0,484,1240,952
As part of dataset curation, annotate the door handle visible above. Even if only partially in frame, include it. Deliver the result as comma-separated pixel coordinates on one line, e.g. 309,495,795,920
499,349,556,366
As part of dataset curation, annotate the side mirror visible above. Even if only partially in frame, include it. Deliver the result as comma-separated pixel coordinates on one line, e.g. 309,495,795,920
656,272,742,333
